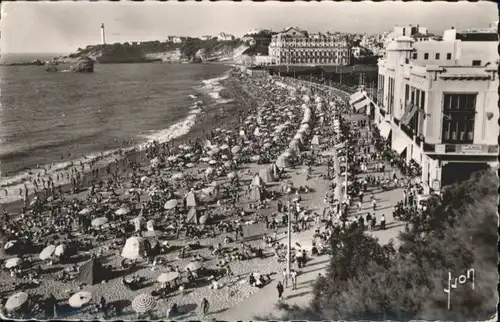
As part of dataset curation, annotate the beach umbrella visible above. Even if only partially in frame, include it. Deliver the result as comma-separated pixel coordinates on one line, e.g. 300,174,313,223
167,156,177,162
221,154,229,160
140,176,148,182
211,147,220,154
186,163,195,168
183,145,193,151
227,172,237,179
79,208,92,215
210,181,218,187
208,160,217,165
171,172,184,180
54,244,65,256
121,236,145,260
200,157,210,162
69,291,92,308
91,217,108,227
157,272,179,283
250,155,261,162
115,207,130,216
5,257,21,268
164,199,178,210
201,187,215,195
132,294,157,314
39,245,56,260
5,292,28,312
4,240,17,250
199,214,208,225
263,142,272,148
220,144,229,150
184,262,202,272
223,161,232,168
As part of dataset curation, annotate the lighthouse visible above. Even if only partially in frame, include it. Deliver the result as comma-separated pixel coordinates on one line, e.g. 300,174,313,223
100,23,106,45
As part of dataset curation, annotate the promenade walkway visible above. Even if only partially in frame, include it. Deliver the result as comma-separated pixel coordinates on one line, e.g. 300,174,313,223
210,144,341,321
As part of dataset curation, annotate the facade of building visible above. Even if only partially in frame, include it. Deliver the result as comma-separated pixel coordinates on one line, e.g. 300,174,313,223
369,25,498,193
268,27,351,66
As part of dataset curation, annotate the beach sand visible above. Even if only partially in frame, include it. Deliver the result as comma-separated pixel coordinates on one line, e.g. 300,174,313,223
0,73,346,320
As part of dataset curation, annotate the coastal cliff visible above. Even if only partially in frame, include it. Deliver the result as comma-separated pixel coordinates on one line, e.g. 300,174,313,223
55,38,250,64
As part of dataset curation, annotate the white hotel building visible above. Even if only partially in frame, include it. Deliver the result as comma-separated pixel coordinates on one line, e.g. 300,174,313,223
268,27,351,66
352,25,498,192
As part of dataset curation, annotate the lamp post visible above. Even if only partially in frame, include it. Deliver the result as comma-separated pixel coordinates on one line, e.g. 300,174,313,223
287,199,292,279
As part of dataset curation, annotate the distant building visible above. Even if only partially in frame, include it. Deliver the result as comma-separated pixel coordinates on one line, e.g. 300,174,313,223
217,32,235,41
368,25,498,192
172,37,184,44
201,35,214,41
268,27,351,66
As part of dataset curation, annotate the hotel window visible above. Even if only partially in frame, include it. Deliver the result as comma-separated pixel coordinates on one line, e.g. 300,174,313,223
424,53,429,60
446,53,452,60
412,53,417,59
435,53,440,59
405,84,410,106
472,60,481,66
441,93,476,144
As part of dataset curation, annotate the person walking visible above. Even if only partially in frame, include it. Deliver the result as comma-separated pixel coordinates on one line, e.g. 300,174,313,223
282,268,288,288
380,214,386,230
277,281,284,301
200,297,209,317
290,269,298,290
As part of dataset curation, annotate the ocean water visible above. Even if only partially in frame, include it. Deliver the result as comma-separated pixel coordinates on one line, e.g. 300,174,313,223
0,61,230,186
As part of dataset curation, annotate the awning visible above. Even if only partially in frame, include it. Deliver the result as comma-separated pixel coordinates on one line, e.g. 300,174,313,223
378,121,392,140
393,137,409,155
402,104,418,126
349,91,366,105
353,98,371,111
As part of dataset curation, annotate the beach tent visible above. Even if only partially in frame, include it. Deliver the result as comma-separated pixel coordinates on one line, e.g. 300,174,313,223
259,168,275,184
311,135,320,145
275,155,290,169
250,174,263,187
280,181,294,194
121,237,145,260
186,207,201,224
185,191,199,208
250,186,264,201
271,163,280,178
78,259,109,285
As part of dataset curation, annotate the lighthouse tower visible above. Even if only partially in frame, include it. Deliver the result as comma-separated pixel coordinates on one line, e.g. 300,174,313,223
100,23,106,45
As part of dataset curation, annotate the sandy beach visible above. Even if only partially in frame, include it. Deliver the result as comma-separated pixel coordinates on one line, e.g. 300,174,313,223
0,71,352,320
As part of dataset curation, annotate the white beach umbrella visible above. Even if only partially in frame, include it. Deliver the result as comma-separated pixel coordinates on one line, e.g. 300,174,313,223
5,292,28,312
157,272,180,283
69,291,92,308
186,163,195,168
184,262,202,272
4,240,17,250
208,160,217,165
91,217,108,227
5,257,21,268
79,208,92,215
54,244,65,256
39,245,56,260
164,199,178,210
115,207,130,216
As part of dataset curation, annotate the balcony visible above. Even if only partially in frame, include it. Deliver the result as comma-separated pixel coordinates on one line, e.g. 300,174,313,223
422,143,499,155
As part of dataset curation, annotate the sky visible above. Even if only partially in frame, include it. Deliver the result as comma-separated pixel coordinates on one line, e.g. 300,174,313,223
0,1,497,54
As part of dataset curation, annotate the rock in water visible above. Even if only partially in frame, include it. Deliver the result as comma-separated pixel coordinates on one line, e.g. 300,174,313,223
70,56,94,73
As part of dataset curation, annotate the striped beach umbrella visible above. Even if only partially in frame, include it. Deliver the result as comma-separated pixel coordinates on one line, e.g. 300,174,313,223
132,293,156,314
